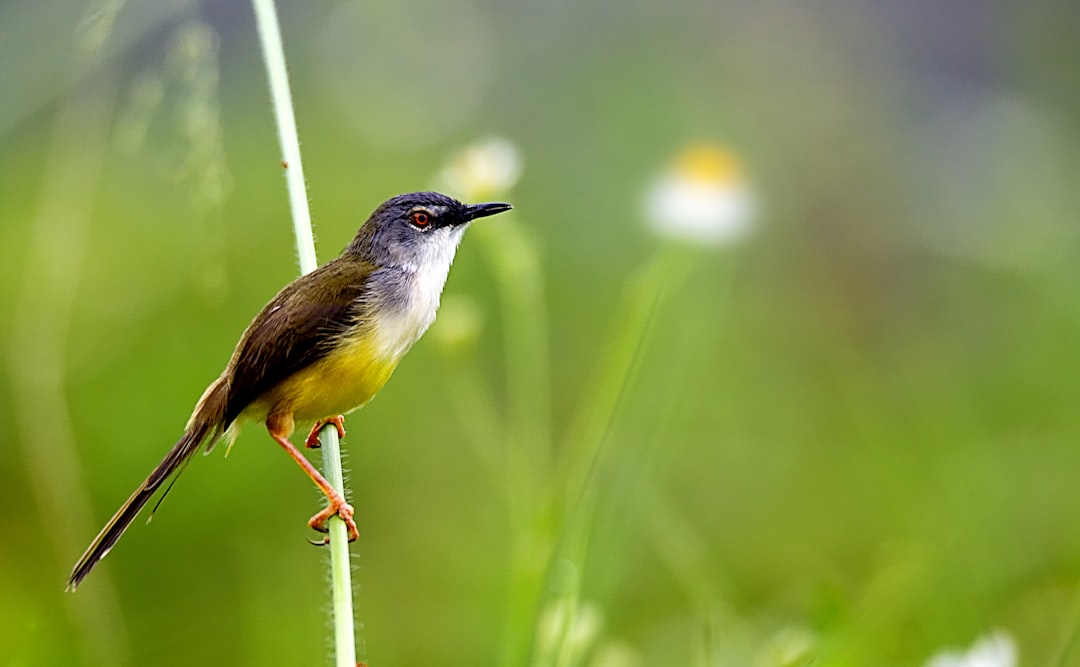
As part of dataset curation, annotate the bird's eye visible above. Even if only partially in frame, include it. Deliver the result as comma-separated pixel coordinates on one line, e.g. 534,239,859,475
411,211,431,227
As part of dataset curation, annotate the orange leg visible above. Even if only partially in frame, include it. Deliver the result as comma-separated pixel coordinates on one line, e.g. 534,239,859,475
304,415,346,449
267,414,359,543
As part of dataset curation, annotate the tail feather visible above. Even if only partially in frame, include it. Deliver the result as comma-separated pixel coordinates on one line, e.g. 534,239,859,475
66,377,229,591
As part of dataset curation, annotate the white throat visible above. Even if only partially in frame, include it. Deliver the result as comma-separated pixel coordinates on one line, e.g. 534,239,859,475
371,225,467,360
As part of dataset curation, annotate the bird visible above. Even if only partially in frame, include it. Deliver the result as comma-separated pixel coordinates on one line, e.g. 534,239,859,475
66,191,512,591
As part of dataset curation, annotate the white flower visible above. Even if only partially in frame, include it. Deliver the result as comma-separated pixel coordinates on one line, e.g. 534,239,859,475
644,144,755,246
437,137,523,201
923,630,1017,667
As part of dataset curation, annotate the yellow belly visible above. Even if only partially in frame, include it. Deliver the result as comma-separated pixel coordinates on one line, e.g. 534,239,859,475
249,331,401,424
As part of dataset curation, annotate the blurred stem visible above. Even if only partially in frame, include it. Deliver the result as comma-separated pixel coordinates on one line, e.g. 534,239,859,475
472,218,557,667
647,488,727,616
474,218,552,521
628,256,739,667
442,351,554,662
557,245,695,543
9,66,132,667
445,361,511,491
692,609,725,667
442,350,555,667
1053,588,1080,667
506,515,559,667
252,1,356,666
546,244,697,665
8,3,134,665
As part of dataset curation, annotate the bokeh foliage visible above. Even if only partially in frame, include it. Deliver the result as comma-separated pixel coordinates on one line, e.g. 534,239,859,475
2,1,1080,665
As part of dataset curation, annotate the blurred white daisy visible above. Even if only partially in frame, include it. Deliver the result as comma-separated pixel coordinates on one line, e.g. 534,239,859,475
436,137,523,201
923,630,1017,667
644,144,756,246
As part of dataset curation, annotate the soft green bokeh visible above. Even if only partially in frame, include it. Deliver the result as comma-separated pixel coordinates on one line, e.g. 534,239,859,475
2,1,1080,666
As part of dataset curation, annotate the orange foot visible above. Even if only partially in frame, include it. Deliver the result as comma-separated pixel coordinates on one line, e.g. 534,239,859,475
305,415,346,449
307,491,359,545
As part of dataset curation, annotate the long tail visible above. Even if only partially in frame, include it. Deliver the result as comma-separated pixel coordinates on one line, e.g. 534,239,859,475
66,377,229,591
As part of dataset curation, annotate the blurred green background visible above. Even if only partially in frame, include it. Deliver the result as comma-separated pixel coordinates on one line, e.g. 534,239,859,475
3,1,1080,665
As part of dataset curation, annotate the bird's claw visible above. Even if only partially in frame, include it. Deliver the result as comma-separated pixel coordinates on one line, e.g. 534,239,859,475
307,495,359,542
305,415,347,449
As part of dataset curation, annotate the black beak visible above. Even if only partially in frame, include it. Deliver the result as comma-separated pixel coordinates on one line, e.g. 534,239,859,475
464,202,513,221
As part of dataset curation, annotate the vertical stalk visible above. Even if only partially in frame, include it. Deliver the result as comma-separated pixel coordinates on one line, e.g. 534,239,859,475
10,3,133,664
251,1,356,665
251,0,316,274
545,245,694,665
320,426,356,666
472,220,556,667
10,67,132,667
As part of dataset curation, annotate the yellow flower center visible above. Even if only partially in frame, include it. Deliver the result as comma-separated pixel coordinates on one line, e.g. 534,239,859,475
672,144,744,186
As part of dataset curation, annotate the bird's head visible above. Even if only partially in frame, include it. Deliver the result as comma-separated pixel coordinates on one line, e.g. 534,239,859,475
347,191,512,268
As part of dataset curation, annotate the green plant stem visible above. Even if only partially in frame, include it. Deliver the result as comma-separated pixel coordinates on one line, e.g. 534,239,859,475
471,219,558,667
446,362,511,489
557,245,691,546
11,67,133,667
474,219,552,521
320,425,356,665
546,244,694,665
251,0,316,275
251,1,356,665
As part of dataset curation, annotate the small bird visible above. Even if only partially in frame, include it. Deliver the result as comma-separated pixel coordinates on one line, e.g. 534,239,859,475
67,191,512,591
